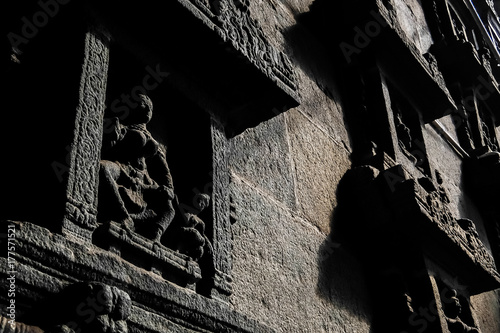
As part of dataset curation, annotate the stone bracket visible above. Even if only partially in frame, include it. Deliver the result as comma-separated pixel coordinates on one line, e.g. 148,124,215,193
377,167,500,294
342,165,500,295
340,0,457,122
373,10,457,122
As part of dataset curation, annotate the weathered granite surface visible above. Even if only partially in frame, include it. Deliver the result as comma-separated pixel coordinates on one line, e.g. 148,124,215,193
2,0,500,332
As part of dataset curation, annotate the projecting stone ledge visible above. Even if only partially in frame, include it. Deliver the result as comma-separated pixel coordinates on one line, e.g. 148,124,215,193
338,165,500,295
88,0,300,138
0,221,276,333
379,167,500,295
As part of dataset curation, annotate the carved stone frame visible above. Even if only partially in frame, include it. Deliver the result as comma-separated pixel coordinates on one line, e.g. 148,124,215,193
2,1,301,331
58,0,298,307
61,23,110,243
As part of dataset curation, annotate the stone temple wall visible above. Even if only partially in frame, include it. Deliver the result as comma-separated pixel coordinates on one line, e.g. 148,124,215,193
2,0,500,332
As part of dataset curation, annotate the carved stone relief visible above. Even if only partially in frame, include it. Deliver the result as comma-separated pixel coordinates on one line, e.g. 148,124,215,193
216,0,296,94
63,25,110,242
95,93,215,290
46,282,131,333
411,174,495,269
424,52,448,90
416,173,454,226
394,170,499,278
340,163,499,330
478,108,499,153
0,283,131,333
437,281,480,333
341,164,500,292
99,94,176,242
186,0,297,98
387,84,430,174
463,152,500,262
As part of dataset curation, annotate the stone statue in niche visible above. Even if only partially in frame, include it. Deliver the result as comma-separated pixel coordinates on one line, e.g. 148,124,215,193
98,93,214,270
170,192,216,293
443,289,479,333
98,94,175,242
456,218,496,270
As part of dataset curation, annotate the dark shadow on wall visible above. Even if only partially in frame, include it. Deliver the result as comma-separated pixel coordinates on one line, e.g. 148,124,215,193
283,0,389,165
320,167,444,333
316,167,376,331
316,232,375,331
269,1,439,330
282,0,379,329
282,2,341,101
1,1,87,229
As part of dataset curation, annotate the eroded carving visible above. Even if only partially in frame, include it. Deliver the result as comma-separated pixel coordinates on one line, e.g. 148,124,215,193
419,172,454,225
369,165,500,290
176,193,213,261
455,218,497,271
424,52,448,90
410,172,498,272
96,94,213,288
46,282,131,333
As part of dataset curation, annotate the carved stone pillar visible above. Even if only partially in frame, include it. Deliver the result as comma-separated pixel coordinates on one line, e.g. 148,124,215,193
211,120,233,300
62,24,110,242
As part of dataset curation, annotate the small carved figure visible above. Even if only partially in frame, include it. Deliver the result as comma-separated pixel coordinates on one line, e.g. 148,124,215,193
422,171,453,225
444,289,479,333
435,171,451,206
99,94,175,242
457,218,481,251
480,119,498,151
395,112,412,150
45,282,131,333
177,193,214,261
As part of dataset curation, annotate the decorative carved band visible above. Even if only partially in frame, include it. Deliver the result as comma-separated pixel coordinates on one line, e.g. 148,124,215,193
63,24,110,239
381,167,500,291
408,178,498,273
345,164,500,293
94,221,202,286
183,0,298,98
